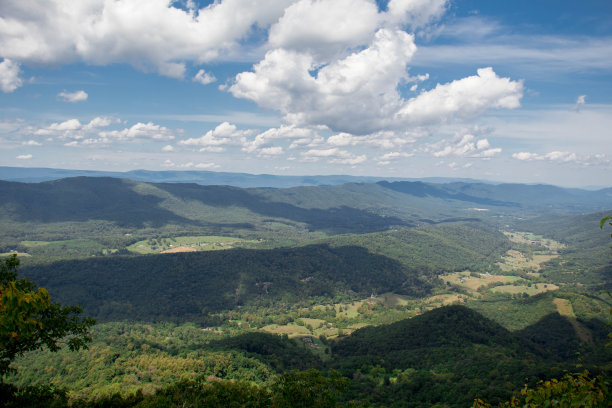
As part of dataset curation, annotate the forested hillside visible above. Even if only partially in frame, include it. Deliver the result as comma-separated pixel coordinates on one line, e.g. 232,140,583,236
20,245,410,322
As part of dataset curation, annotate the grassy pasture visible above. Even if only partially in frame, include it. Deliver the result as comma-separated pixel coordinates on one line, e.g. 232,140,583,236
442,271,520,292
127,235,258,254
423,294,466,307
503,231,565,250
553,298,576,318
491,283,559,296
497,250,555,272
0,252,30,257
261,322,350,339
261,324,311,337
300,318,326,328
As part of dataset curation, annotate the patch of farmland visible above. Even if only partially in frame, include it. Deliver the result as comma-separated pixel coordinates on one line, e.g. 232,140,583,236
491,283,559,295
553,298,576,318
441,271,520,292
127,235,257,254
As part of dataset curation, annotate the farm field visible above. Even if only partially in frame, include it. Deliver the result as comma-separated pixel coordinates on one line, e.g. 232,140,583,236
127,235,260,254
490,283,559,295
553,298,576,318
503,231,566,250
441,271,520,292
497,249,558,272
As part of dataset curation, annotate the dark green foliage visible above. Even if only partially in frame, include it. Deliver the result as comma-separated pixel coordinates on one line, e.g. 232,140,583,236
467,292,558,330
4,369,351,408
330,306,610,406
319,223,510,276
270,369,349,408
517,313,583,359
332,306,532,367
208,332,322,372
0,178,407,235
20,245,408,322
474,371,611,408
0,255,95,377
154,182,407,233
0,178,189,227
0,383,68,408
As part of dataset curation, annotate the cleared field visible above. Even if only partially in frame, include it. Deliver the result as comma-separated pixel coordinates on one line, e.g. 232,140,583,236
261,324,311,337
423,294,466,307
503,231,565,250
20,241,52,247
261,322,350,339
491,283,559,295
377,293,411,307
497,249,559,272
442,271,520,292
0,252,30,257
128,235,257,254
300,318,326,329
161,246,197,253
553,298,576,318
333,301,365,318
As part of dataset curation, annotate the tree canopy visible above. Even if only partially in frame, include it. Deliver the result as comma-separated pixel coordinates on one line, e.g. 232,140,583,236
0,254,95,377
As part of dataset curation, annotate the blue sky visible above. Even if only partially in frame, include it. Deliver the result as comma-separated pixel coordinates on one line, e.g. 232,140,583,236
1,0,611,187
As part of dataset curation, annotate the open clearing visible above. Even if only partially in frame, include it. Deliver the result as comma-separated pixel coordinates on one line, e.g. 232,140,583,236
423,294,466,307
491,283,559,295
0,252,30,257
442,271,520,292
261,322,350,339
261,324,311,337
553,298,576,318
497,250,558,272
503,231,565,250
128,235,258,254
498,231,564,272
161,246,197,253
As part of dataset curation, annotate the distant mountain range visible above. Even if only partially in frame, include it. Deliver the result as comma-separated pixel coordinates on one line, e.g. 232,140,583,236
0,166,495,188
1,176,611,237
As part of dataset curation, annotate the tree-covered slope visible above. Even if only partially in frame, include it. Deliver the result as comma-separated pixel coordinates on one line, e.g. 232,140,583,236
314,222,510,275
331,305,532,366
20,245,411,322
329,305,611,407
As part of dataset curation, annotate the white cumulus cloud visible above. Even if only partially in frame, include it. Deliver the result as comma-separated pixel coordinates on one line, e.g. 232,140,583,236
16,154,32,159
243,125,317,153
57,90,88,103
0,0,293,77
268,0,379,58
231,29,418,134
425,133,502,158
385,0,448,28
396,67,523,125
179,122,253,148
99,122,178,141
0,59,22,92
193,69,216,85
